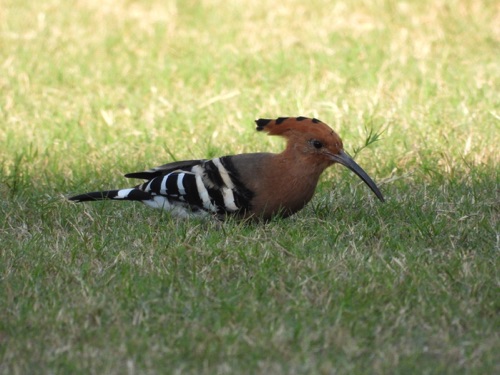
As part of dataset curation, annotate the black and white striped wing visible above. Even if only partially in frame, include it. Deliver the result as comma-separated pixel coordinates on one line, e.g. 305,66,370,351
133,156,254,215
69,156,255,218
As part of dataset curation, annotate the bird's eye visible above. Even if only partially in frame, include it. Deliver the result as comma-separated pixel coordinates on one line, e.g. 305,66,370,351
311,140,323,149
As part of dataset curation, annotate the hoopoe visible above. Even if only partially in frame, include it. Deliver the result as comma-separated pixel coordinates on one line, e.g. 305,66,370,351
69,117,384,220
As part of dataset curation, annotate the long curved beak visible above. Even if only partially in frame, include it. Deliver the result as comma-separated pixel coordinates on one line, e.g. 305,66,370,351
328,150,385,202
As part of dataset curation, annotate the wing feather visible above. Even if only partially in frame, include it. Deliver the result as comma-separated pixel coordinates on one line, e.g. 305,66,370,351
124,159,206,180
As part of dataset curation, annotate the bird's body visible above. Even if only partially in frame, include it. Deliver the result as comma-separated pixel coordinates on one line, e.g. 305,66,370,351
69,117,384,220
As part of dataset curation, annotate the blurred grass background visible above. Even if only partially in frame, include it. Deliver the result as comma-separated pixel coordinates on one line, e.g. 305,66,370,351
0,0,498,374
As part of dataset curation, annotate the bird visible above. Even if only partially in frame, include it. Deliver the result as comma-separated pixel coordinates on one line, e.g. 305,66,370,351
69,116,384,220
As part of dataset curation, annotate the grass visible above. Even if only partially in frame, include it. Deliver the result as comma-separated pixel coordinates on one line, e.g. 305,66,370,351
1,0,499,373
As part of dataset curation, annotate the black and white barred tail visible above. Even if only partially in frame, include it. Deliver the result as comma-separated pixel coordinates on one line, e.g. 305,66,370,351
69,189,152,202
69,157,254,218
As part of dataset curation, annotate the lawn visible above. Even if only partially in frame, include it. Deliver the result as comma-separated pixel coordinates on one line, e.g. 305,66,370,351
1,0,499,374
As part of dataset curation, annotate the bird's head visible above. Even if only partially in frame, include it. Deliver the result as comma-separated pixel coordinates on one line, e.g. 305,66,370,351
256,116,385,202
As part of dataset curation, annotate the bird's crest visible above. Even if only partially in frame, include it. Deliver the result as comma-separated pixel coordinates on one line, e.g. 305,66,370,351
255,116,327,136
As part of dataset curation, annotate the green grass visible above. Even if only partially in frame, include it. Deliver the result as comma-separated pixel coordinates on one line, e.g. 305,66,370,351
1,0,499,373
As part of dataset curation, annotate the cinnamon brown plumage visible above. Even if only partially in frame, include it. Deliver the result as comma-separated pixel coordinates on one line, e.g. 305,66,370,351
69,117,384,220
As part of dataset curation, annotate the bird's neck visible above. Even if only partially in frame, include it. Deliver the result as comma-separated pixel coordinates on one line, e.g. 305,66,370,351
259,150,329,217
